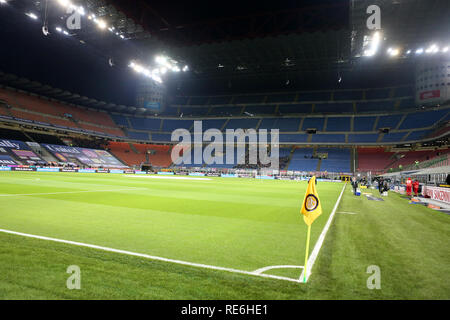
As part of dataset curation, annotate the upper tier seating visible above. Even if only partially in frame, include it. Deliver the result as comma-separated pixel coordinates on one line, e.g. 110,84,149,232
0,88,124,137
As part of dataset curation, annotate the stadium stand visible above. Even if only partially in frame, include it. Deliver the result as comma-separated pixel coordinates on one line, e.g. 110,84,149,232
318,148,351,172
0,88,125,137
288,148,318,171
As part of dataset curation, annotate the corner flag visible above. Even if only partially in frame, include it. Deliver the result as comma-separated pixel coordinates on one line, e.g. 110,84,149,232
301,176,322,226
300,176,322,283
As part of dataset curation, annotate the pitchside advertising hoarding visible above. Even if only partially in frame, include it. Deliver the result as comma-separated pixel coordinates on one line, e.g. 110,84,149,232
42,144,127,168
423,186,450,204
0,139,45,165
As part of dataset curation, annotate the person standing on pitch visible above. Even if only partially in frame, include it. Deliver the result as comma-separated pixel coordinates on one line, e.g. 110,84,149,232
413,180,420,197
351,177,358,195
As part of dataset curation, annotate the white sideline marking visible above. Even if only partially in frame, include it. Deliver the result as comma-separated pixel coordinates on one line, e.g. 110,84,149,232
337,211,358,215
125,175,211,181
0,228,302,283
253,265,303,275
299,183,347,282
0,188,146,197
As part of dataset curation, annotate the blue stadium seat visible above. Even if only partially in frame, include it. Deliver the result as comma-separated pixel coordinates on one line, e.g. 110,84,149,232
225,118,260,130
399,109,448,129
279,134,308,143
151,133,173,142
382,132,407,142
403,130,433,141
209,106,242,116
311,134,345,143
278,148,292,157
161,119,194,132
302,117,325,131
259,118,301,132
128,131,149,140
111,114,129,128
326,117,351,131
244,105,276,115
314,103,353,113
318,148,350,172
353,116,376,131
279,104,313,114
179,107,210,117
376,114,403,129
201,119,227,131
129,117,161,131
266,93,296,103
289,148,317,171
348,134,379,143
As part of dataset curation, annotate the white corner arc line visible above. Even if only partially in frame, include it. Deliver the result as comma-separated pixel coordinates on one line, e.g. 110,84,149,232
299,183,347,283
0,228,302,284
253,265,304,275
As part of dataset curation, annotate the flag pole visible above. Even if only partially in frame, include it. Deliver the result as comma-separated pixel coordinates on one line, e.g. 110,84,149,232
303,224,311,283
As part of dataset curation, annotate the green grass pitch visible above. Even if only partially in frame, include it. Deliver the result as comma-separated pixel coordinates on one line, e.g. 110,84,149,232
0,171,448,299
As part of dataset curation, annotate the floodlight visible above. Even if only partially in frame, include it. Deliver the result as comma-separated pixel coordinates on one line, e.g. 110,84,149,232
415,48,424,54
182,65,189,72
388,48,400,57
426,44,438,54
76,6,85,15
56,27,62,32
0,0,7,5
25,12,38,20
442,47,449,53
58,0,71,7
97,20,107,29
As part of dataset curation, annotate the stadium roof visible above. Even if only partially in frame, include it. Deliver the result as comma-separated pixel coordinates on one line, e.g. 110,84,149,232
1,0,449,96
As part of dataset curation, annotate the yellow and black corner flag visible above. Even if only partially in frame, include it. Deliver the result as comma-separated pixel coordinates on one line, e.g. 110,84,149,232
301,176,322,226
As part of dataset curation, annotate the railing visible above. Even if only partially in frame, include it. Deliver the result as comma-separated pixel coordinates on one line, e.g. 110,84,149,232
388,153,449,172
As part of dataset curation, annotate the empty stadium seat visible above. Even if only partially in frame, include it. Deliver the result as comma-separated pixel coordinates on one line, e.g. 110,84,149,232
302,117,324,131
376,114,403,129
278,104,312,114
311,134,345,143
353,116,376,131
348,134,379,143
326,117,351,131
399,109,448,129
314,103,353,113
129,117,161,131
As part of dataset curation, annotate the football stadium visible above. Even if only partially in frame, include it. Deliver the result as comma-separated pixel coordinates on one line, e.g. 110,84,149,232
0,0,449,304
